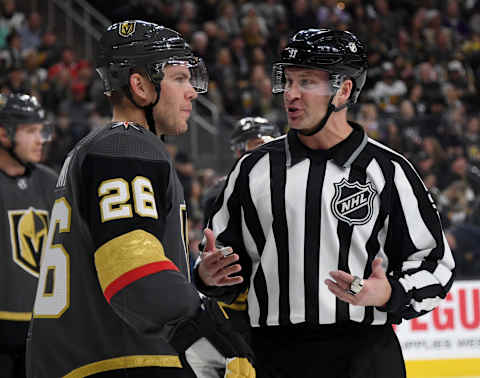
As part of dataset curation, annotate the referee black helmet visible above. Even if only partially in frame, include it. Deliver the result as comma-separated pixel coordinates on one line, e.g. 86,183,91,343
272,28,368,105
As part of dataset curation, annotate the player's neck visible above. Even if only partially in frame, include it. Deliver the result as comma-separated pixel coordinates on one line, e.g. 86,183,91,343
0,148,26,176
111,107,149,130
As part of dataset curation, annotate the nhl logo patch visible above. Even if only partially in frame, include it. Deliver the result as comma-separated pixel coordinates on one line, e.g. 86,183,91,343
119,21,136,37
331,178,376,226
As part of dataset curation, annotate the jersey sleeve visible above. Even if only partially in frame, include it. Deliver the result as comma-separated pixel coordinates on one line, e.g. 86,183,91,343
378,158,456,320
194,156,252,303
80,151,200,334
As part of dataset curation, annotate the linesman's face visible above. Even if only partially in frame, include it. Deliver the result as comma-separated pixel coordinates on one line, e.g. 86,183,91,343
154,64,198,136
13,123,46,163
283,67,332,133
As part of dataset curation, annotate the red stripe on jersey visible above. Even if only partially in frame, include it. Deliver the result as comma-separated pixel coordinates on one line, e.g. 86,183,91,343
104,261,179,303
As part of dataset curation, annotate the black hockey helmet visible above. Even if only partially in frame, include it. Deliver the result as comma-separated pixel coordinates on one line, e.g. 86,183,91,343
230,117,281,153
0,93,51,142
96,20,208,95
272,29,367,104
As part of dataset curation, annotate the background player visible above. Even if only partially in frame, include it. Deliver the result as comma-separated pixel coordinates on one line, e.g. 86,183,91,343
0,93,57,378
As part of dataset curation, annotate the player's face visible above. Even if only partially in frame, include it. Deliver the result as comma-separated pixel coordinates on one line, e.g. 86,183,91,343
14,123,46,163
283,67,332,133
155,64,198,136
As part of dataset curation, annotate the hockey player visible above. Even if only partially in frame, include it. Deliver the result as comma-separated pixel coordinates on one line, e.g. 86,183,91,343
0,93,57,378
27,20,254,378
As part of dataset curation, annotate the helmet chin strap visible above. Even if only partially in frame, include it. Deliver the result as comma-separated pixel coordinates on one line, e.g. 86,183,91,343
295,95,351,137
124,83,161,135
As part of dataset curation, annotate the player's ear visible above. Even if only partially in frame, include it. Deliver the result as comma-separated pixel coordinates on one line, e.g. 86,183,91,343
0,126,12,148
129,73,153,106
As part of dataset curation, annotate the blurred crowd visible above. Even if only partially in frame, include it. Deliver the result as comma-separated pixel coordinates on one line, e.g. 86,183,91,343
2,0,480,278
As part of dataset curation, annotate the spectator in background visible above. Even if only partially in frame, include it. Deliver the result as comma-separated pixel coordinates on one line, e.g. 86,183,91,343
317,0,351,28
36,31,61,70
420,94,450,143
288,0,316,31
445,222,480,279
443,0,470,44
446,60,471,98
394,99,421,156
59,81,93,143
0,29,22,70
257,0,287,31
427,27,453,65
373,0,402,44
368,61,407,113
0,0,24,49
217,1,241,39
18,11,42,53
229,34,250,82
356,102,381,139
408,82,428,115
212,46,238,114
23,51,47,100
190,30,213,68
3,65,30,94
464,115,480,165
241,5,268,48
47,46,82,82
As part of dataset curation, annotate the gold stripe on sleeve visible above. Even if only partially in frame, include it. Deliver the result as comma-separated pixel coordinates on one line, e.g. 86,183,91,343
63,355,182,377
95,230,170,292
0,311,31,321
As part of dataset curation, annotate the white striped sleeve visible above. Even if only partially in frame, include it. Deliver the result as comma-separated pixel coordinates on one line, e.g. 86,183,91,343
379,160,455,318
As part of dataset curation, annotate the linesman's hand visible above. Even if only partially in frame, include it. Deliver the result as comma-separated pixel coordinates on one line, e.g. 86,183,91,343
197,228,244,287
325,258,392,307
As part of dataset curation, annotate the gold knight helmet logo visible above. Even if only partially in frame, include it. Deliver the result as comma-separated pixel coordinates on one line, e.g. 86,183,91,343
119,21,136,37
8,208,49,277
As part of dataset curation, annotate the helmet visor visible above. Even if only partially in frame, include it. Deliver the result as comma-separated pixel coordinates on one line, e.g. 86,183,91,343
148,56,208,93
40,122,53,142
272,63,335,96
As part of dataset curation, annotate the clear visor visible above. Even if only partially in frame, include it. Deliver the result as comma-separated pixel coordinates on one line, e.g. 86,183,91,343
15,122,53,143
272,63,335,96
40,123,53,142
148,57,208,93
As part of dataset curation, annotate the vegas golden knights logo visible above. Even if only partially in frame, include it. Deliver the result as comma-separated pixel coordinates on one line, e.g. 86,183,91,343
119,21,135,37
8,208,49,277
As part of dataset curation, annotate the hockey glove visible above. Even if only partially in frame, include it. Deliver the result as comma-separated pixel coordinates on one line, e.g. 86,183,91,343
167,297,255,378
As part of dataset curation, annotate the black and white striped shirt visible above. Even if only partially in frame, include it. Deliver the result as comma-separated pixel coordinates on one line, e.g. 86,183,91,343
200,122,455,327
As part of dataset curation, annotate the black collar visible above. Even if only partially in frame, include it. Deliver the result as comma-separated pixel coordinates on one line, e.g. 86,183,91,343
285,121,368,168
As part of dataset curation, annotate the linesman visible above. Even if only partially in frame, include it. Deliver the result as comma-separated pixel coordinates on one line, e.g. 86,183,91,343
195,29,455,378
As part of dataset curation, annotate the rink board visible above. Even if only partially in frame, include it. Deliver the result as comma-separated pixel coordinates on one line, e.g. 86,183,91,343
396,281,480,377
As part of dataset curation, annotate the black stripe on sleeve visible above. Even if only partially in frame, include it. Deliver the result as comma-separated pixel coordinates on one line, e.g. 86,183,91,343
242,155,269,326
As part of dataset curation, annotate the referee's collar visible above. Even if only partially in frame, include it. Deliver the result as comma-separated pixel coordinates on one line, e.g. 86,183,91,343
285,121,368,168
